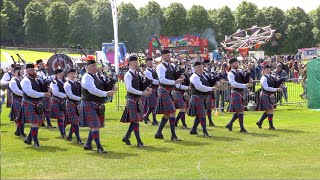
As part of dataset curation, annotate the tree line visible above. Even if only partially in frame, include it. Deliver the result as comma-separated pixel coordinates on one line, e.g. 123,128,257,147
1,0,320,55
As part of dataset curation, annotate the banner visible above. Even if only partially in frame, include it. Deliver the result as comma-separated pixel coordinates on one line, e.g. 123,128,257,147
110,0,119,75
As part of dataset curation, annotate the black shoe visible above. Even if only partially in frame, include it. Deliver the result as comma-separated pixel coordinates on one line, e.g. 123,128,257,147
24,138,32,145
152,121,159,126
190,130,198,135
209,122,216,127
122,137,131,145
97,147,107,154
182,125,188,129
34,143,41,148
240,128,248,133
256,122,262,129
226,124,233,131
269,126,276,130
20,134,27,138
66,136,73,141
171,136,181,141
61,133,66,139
77,139,84,145
84,145,93,150
204,132,211,137
14,131,20,136
41,123,46,127
47,125,56,129
154,133,164,139
137,142,145,147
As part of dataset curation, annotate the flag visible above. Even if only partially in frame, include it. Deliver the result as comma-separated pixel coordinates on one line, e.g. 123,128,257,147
110,0,119,75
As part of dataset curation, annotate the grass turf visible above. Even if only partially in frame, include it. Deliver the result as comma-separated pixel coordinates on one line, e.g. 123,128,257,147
1,103,320,179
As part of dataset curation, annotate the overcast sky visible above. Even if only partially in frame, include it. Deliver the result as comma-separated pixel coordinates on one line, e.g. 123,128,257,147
117,0,320,12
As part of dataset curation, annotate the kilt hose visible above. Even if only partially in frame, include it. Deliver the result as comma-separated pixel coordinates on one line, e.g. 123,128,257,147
227,90,245,112
156,87,176,114
6,89,12,108
256,91,274,111
174,91,187,109
9,97,22,121
65,100,80,125
187,94,208,118
120,96,143,123
20,99,45,124
42,96,51,118
50,97,65,120
79,101,105,128
145,88,158,112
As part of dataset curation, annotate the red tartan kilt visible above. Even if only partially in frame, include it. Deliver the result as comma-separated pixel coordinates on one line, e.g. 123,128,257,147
42,96,51,111
256,92,274,111
20,99,44,124
227,91,244,112
156,87,176,114
187,94,207,118
145,89,158,109
50,97,65,119
175,91,187,109
79,101,105,128
9,97,22,120
206,94,215,109
6,89,12,108
65,100,79,124
120,97,143,123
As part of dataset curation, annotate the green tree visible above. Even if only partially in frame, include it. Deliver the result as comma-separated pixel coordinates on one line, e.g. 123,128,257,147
235,1,259,29
284,7,315,53
309,6,320,44
92,0,113,47
24,1,48,46
163,2,188,36
138,1,164,48
69,0,93,48
187,5,209,34
118,2,140,50
0,13,9,41
262,6,286,55
1,0,23,45
46,2,70,47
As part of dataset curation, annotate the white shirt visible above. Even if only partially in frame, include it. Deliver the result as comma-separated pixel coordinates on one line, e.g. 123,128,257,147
156,61,175,86
81,73,107,97
1,72,13,85
50,79,67,99
260,74,277,92
144,68,159,85
64,80,81,101
9,77,23,97
20,76,44,98
124,69,143,96
190,73,213,92
227,69,247,89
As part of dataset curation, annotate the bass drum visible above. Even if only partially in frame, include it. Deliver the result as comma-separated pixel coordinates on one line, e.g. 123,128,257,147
46,54,76,75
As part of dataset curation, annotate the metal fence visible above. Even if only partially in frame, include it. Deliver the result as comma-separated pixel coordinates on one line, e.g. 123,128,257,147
112,78,307,111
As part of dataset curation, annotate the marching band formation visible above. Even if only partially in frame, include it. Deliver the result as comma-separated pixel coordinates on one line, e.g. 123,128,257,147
0,49,284,154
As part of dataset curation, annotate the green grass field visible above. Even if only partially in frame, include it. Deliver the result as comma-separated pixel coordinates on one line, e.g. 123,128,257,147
0,48,79,63
1,102,320,179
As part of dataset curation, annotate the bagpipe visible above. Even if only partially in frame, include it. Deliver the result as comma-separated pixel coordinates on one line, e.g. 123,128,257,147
98,59,117,91
124,41,153,91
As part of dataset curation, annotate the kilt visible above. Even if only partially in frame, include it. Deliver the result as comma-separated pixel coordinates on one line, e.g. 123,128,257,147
187,94,207,118
145,88,158,110
20,99,45,124
9,97,22,120
120,96,143,123
50,97,65,119
65,100,79,124
156,87,176,114
140,96,147,114
175,91,187,109
227,90,244,112
206,94,215,109
42,96,51,118
6,89,12,108
256,91,274,111
79,101,105,128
